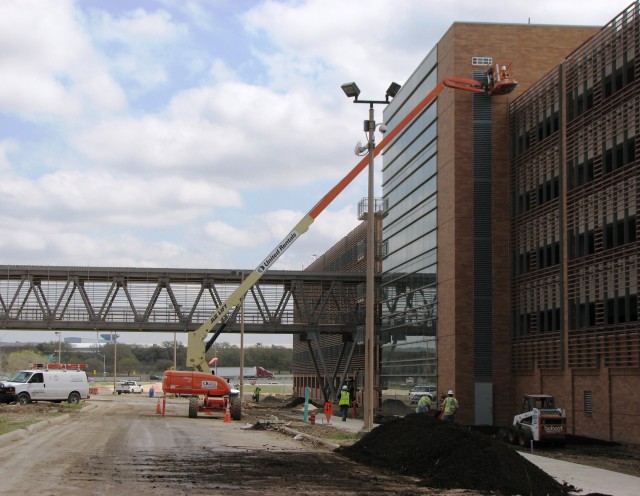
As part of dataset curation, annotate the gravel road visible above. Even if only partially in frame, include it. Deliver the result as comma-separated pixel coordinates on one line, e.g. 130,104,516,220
0,396,478,496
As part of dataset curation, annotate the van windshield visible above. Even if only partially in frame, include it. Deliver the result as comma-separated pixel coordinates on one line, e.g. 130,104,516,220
9,371,32,383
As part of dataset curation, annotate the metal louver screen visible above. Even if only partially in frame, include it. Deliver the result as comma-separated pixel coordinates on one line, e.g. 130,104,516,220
584,390,593,417
473,71,493,377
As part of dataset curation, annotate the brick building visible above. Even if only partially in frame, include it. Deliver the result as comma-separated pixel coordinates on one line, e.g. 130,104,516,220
292,6,640,443
510,4,640,443
381,21,599,429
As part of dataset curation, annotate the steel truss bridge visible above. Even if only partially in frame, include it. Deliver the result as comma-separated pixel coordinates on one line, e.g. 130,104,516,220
0,265,367,397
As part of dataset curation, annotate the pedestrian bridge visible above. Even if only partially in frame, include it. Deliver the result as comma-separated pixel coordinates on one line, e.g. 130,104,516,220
0,265,366,336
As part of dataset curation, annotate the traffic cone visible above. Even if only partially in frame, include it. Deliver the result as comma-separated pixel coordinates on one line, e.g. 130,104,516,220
156,399,162,414
224,403,231,423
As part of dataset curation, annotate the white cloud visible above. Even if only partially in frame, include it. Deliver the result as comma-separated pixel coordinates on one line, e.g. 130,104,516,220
0,139,17,170
204,220,270,249
0,0,125,121
0,170,241,229
71,80,358,188
89,7,188,90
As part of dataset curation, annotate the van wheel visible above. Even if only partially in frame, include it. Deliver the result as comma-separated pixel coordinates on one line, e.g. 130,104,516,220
68,392,81,404
17,393,31,405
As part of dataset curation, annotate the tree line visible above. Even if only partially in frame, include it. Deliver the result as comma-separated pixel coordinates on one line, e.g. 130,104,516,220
0,341,292,378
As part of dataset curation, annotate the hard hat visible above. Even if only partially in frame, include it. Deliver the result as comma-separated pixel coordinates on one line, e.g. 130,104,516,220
447,390,454,395
342,385,348,390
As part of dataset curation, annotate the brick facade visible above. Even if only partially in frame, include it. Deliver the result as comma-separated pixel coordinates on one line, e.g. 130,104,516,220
436,23,599,427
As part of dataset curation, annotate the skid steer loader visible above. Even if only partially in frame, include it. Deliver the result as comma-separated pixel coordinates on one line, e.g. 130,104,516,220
508,394,566,447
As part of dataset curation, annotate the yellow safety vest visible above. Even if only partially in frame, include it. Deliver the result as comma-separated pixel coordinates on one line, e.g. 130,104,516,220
443,396,458,414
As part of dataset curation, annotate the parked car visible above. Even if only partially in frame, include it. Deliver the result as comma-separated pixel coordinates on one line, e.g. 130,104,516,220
115,380,144,395
150,375,162,381
409,385,437,404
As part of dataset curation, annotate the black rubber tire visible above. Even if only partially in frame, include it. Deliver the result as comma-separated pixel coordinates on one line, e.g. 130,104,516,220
507,426,519,445
518,428,532,447
117,391,122,395
17,393,30,405
68,392,81,404
230,397,242,421
188,396,199,418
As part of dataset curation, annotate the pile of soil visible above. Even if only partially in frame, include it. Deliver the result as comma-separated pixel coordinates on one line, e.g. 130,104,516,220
283,396,323,409
337,414,573,496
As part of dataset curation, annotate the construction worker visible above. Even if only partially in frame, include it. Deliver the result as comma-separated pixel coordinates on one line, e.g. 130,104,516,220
339,385,351,421
253,386,261,403
442,390,458,422
416,393,432,413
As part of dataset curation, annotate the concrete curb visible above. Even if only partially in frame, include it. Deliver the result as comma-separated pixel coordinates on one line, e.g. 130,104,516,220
0,414,69,447
276,425,341,450
0,401,98,447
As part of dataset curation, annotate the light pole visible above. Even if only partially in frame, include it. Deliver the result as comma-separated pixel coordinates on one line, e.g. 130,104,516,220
341,81,400,431
173,331,177,370
112,332,118,394
55,331,62,364
96,352,106,378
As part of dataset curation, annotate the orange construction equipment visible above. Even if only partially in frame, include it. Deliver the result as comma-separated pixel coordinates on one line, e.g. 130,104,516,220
224,403,231,423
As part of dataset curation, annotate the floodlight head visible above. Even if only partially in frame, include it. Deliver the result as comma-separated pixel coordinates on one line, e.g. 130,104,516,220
386,82,401,99
341,82,361,99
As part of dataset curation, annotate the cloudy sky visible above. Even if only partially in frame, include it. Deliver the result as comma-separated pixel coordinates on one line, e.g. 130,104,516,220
0,0,632,346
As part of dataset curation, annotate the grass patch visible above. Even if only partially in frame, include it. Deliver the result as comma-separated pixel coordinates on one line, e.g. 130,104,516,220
0,401,85,436
240,384,292,396
324,431,364,442
0,418,38,435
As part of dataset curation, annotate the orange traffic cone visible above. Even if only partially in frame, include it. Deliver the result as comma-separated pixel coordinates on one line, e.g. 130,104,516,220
156,399,162,415
224,403,231,423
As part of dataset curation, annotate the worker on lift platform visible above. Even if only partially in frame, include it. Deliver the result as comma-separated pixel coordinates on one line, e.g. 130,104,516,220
486,63,518,96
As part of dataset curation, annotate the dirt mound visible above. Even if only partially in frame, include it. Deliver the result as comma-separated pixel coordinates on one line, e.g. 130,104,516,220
284,396,323,409
259,395,287,405
337,414,573,496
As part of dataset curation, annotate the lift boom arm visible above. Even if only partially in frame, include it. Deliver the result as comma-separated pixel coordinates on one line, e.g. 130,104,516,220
187,69,517,372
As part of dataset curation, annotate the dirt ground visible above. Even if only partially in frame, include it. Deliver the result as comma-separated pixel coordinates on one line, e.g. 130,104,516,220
0,397,476,496
1,396,639,496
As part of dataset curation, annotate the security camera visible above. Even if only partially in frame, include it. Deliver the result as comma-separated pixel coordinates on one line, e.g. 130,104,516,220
354,141,368,156
378,124,388,134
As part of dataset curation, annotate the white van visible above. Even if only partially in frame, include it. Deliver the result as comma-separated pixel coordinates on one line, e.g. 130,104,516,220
0,366,90,405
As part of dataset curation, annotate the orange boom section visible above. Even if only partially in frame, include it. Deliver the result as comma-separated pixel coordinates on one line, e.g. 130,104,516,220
162,370,232,397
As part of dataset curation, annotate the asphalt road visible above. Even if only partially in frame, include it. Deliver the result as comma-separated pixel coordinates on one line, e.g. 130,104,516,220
0,396,467,496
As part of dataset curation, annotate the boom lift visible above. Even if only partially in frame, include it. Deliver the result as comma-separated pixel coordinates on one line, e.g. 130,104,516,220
162,65,518,419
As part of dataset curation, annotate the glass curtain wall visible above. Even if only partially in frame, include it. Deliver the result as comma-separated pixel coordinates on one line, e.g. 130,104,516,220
380,49,439,389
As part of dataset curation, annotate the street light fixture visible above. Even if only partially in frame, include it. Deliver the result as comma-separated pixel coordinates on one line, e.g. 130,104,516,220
342,80,401,431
